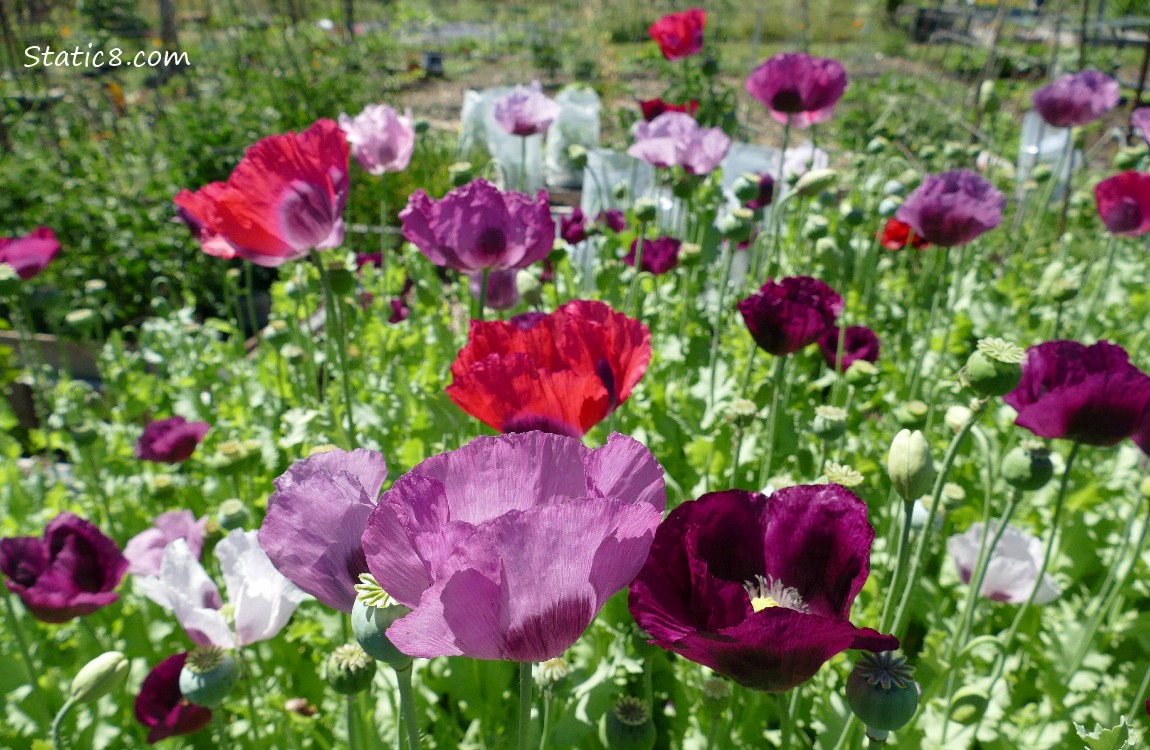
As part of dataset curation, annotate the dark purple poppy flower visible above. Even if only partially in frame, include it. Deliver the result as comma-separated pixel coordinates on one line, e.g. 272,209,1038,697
400,179,555,274
493,81,562,137
745,52,848,129
598,210,627,233
1094,172,1150,236
745,173,776,211
0,227,60,281
1133,108,1150,147
624,236,681,276
356,251,383,270
818,326,881,371
737,276,842,356
628,486,898,693
561,207,590,245
1032,69,1119,128
135,417,211,463
1004,341,1150,452
389,298,411,324
0,512,128,623
895,170,1006,247
361,431,666,661
469,269,521,310
259,448,388,613
135,652,213,743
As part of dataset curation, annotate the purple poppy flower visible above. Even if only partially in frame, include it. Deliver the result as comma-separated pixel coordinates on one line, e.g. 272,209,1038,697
1094,171,1150,236
818,326,881,371
627,112,731,175
389,297,411,324
1004,340,1150,452
598,210,627,233
623,236,681,276
469,269,521,310
259,448,388,613
737,276,842,357
1133,107,1150,147
356,252,383,270
124,511,208,577
135,652,213,743
947,523,1061,605
135,417,211,464
400,179,555,274
361,431,666,661
745,52,848,129
0,512,128,623
338,104,416,175
628,486,898,693
493,81,562,137
0,227,60,281
1031,69,1119,129
561,207,590,245
895,170,1006,247
510,311,547,331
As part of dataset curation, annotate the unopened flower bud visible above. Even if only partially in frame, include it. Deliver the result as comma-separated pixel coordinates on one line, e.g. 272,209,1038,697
567,144,588,169
887,430,934,501
866,137,889,155
180,646,239,708
942,142,965,161
845,360,878,386
893,400,928,429
944,404,973,433
813,406,847,441
978,80,1000,114
601,696,656,750
882,180,906,197
326,644,376,695
634,199,657,223
793,168,837,199
1032,162,1053,184
217,499,250,530
71,651,130,704
801,214,830,240
845,651,919,739
448,161,474,186
717,208,754,243
1001,444,1053,491
352,577,413,670
671,172,698,199
612,182,629,200
964,338,1024,397
877,197,902,217
1114,146,1143,170
840,202,866,226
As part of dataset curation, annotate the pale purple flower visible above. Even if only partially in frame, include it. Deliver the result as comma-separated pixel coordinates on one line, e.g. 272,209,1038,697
1133,107,1150,147
782,142,829,180
947,523,1061,605
1031,69,1119,128
124,511,208,577
493,81,562,137
745,52,848,129
338,104,416,175
896,169,1006,247
628,111,731,175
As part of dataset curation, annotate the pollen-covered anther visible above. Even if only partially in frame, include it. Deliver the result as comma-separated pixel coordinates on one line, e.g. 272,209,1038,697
743,574,810,614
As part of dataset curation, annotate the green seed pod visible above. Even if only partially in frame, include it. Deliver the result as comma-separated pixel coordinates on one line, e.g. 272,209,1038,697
217,499,250,531
877,197,901,218
942,142,965,161
566,144,588,169
262,319,290,344
351,581,413,670
893,401,928,429
882,180,906,197
801,215,830,241
634,199,657,223
716,208,755,244
1001,444,1054,491
448,161,474,186
700,56,719,77
671,173,697,199
813,406,848,441
179,647,239,708
71,651,130,704
0,264,22,297
793,169,838,199
978,80,1000,114
866,137,889,155
72,420,100,447
948,685,989,724
326,644,376,695
1031,162,1053,184
964,339,1023,398
845,652,919,734
1113,146,1142,170
887,430,934,502
601,696,656,750
845,360,878,386
612,182,629,201
732,173,762,203
840,202,866,227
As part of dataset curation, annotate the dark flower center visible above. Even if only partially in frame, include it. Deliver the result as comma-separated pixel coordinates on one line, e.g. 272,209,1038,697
770,88,806,114
503,414,582,438
475,227,508,261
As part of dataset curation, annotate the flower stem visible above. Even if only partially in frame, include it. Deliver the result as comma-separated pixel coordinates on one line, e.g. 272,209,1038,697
474,267,490,323
879,500,915,632
626,224,647,318
756,120,790,281
213,709,230,749
50,697,76,750
4,594,49,724
395,665,422,750
757,356,789,489
518,661,533,750
538,693,552,750
708,240,736,417
345,693,358,750
313,251,357,446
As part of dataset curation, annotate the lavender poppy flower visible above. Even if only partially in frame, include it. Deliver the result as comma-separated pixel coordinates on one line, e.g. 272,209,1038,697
137,530,305,648
135,652,212,743
628,486,898,693
135,417,211,464
1133,108,1150,147
1004,340,1150,452
737,276,842,357
400,179,555,274
895,170,1006,247
361,431,666,661
1094,171,1150,236
0,512,128,623
124,511,208,577
947,523,1061,605
627,112,731,175
338,104,416,175
260,448,387,613
745,52,848,129
623,236,681,276
493,81,562,137
469,269,521,310
1031,69,1119,129
818,325,881,371
0,227,60,281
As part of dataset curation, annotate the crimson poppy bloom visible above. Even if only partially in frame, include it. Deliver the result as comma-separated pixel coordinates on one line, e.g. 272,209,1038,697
0,227,60,280
1004,341,1150,452
135,417,211,463
1031,69,1119,129
0,512,128,623
1094,172,1150,236
745,53,848,129
878,218,930,250
174,119,349,267
624,236,681,275
362,431,666,661
638,98,699,122
628,486,898,693
648,8,705,61
599,210,627,233
447,299,651,437
818,326,881,371
737,276,842,356
895,170,1005,247
135,652,213,743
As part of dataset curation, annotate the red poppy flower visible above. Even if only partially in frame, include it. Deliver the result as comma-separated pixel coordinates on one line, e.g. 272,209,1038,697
135,652,212,743
878,218,930,250
648,8,705,61
446,299,651,437
0,227,60,280
638,98,700,122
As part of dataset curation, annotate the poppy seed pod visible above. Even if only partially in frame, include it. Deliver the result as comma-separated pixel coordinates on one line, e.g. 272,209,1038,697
71,651,130,704
634,199,658,223
601,697,657,750
964,338,1024,397
351,594,413,671
1001,444,1054,492
179,647,239,708
0,264,22,297
717,208,755,243
887,430,934,502
846,652,919,738
894,401,927,430
326,644,376,695
733,173,763,203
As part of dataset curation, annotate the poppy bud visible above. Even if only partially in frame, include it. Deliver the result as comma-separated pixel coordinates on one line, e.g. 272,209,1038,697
801,215,830,240
948,685,989,723
978,80,1000,114
942,142,965,161
352,576,413,670
845,360,878,386
448,161,474,186
893,400,928,429
326,644,376,695
716,208,754,243
1048,278,1078,304
413,119,431,134
613,182,629,201
1001,444,1053,491
882,180,906,197
877,197,901,218
1032,162,1053,183
71,651,130,704
845,651,919,740
963,338,1024,397
566,144,588,169
945,404,974,433
793,168,838,199
866,137,889,154
840,202,866,226
813,406,848,440
732,173,762,203
1113,147,1142,170
671,172,698,199
179,646,239,708
601,696,656,750
634,199,657,223
887,430,934,502
0,265,21,297
217,498,250,530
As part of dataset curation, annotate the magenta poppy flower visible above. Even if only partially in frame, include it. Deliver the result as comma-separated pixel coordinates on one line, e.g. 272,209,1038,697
174,119,349,267
638,98,699,122
338,103,415,175
400,179,555,274
135,652,213,743
493,81,562,137
259,448,388,613
628,486,898,693
1094,171,1150,236
124,510,208,577
561,207,590,245
1133,108,1150,147
0,227,60,280
1004,341,1150,452
1031,69,1119,128
895,170,1006,247
389,297,411,323
0,512,128,623
135,417,211,463
745,52,848,129
356,251,383,270
627,112,731,175
469,269,521,310
624,236,681,276
737,276,842,357
361,431,666,661
648,8,705,61
818,326,880,371
598,210,627,233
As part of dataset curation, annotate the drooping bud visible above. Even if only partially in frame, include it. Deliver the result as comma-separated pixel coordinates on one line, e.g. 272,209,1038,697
601,696,656,750
326,644,377,695
793,168,838,199
963,338,1024,397
887,430,934,502
352,575,413,670
179,646,240,708
845,651,919,742
1001,443,1054,492
71,651,130,704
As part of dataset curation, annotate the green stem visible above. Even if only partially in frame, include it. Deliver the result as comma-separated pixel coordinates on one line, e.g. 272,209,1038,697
1127,661,1150,720
626,224,647,318
213,709,230,749
312,251,357,446
346,693,358,750
879,500,915,631
538,693,552,750
1074,235,1119,340
708,241,737,416
474,267,490,323
518,661,533,750
4,594,48,724
757,356,789,489
50,698,76,750
756,120,790,281
395,665,422,750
